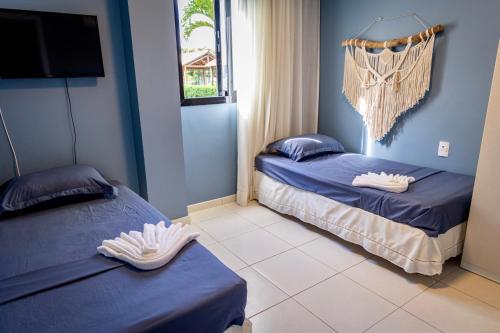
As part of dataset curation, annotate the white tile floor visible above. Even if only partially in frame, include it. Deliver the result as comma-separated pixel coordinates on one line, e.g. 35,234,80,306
190,201,500,333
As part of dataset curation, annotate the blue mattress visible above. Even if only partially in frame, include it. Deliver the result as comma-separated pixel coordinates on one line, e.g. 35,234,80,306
256,153,474,237
0,185,246,333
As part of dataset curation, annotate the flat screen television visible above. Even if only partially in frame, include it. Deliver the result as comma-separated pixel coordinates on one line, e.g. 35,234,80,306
0,8,104,78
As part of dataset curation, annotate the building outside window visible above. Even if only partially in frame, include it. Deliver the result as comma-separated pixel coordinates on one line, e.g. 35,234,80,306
174,0,233,106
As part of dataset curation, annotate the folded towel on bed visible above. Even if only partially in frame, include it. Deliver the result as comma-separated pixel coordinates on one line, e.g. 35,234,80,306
97,221,199,270
352,172,415,193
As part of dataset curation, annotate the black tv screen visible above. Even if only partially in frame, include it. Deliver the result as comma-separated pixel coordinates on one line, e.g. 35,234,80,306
0,9,104,78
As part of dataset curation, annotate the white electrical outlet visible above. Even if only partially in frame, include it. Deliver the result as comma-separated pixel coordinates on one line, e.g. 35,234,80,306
438,141,450,157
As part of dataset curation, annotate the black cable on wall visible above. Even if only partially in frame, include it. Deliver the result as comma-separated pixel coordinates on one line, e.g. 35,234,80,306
64,78,78,165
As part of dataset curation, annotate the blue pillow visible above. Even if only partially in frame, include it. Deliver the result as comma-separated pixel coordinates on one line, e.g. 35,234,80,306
0,165,117,215
266,134,345,161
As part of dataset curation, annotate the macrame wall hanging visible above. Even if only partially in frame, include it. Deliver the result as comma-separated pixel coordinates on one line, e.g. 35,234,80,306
341,14,445,141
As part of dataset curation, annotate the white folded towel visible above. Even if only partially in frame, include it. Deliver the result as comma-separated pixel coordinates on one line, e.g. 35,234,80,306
97,221,199,270
352,172,415,193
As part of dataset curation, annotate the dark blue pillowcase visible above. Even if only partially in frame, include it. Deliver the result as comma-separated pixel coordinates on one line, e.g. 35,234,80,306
0,165,118,216
266,133,345,162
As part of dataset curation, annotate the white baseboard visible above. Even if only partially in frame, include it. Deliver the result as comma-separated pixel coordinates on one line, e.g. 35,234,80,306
187,194,236,214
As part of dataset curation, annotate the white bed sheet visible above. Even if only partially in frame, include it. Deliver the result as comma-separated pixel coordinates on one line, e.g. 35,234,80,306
254,171,465,276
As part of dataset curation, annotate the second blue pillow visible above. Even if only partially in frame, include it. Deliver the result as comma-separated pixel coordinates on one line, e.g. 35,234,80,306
266,133,345,161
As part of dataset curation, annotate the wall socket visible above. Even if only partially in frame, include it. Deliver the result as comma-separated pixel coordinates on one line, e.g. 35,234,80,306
438,141,450,157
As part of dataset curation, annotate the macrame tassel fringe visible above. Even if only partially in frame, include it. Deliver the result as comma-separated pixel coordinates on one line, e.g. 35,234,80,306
343,35,435,141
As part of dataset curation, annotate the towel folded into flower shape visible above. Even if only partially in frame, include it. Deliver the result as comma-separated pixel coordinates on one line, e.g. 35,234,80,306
97,221,199,270
352,172,415,193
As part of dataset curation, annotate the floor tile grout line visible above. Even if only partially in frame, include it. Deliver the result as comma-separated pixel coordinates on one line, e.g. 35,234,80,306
338,260,445,311
207,227,261,243
209,205,444,307
202,201,322,232
396,276,442,309
197,220,262,242
196,206,377,271
247,296,292,319
241,266,295,300
210,216,335,267
361,306,400,333
239,243,491,333
292,298,340,333
248,296,339,333
194,207,312,318
397,279,500,332
293,245,370,273
196,205,500,332
199,212,299,269
400,275,500,313
242,258,341,332
202,215,371,274
294,233,328,248
263,225,323,248
218,238,294,267
399,308,446,333
247,262,440,333
344,265,444,311
232,240,342,303
193,209,263,228
198,207,452,281
201,242,248,271
287,270,341,298
196,211,287,242
230,205,288,226
221,236,343,287
242,254,340,302
211,211,263,227
197,204,459,282
201,208,377,301
397,286,431,309
359,283,444,333
437,280,500,311
338,271,404,308
359,286,436,332
297,246,374,274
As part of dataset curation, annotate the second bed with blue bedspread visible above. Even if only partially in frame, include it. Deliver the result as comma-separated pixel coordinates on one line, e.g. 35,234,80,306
256,153,474,237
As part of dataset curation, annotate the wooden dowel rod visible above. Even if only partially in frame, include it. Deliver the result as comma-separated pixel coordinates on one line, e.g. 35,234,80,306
341,24,444,48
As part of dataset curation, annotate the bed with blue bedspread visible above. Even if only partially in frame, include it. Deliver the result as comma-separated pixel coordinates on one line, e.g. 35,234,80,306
0,184,247,333
254,152,474,275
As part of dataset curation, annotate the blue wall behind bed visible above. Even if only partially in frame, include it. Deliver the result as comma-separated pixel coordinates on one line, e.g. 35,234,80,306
0,0,235,216
182,104,237,205
0,0,140,191
319,0,500,176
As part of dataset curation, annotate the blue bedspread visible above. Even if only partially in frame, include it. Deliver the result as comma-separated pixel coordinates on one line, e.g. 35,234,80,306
0,185,246,333
256,153,474,237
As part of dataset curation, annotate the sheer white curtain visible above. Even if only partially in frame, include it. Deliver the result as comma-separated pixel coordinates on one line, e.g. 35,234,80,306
233,0,320,205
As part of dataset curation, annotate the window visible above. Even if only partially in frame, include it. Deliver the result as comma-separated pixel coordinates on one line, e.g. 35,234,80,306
173,0,233,106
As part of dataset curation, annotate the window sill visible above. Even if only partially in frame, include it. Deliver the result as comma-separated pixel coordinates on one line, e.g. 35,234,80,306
181,96,227,107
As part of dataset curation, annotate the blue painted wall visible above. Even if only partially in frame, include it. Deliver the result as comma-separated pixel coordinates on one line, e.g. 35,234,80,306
0,0,233,213
182,103,237,204
0,0,139,190
319,0,500,175
119,0,147,199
